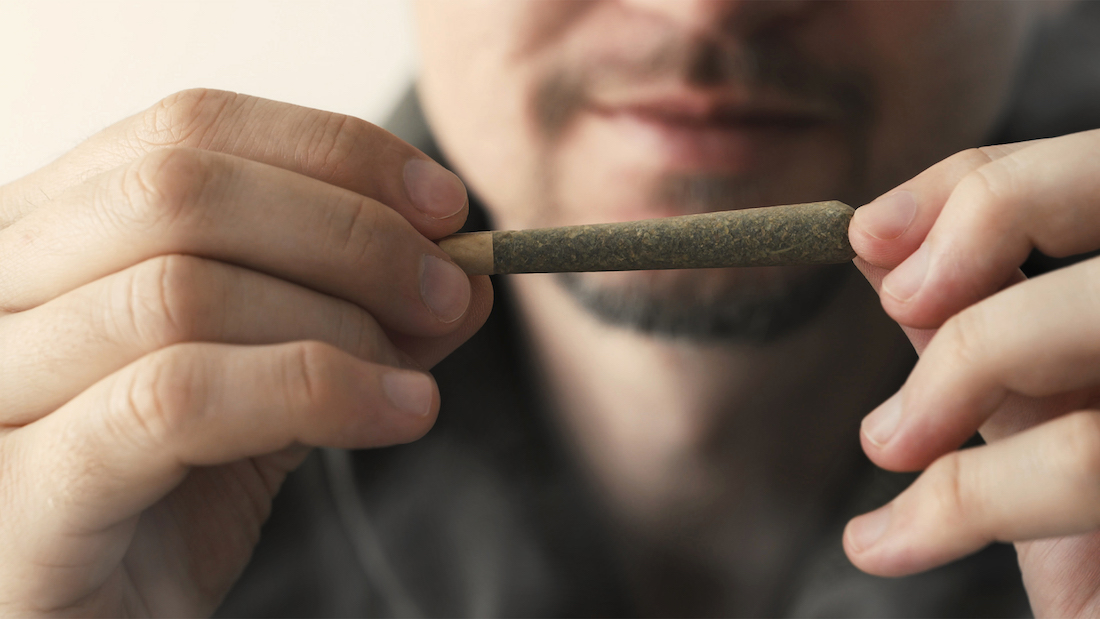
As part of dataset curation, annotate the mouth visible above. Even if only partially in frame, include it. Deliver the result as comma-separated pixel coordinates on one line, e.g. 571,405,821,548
584,85,835,171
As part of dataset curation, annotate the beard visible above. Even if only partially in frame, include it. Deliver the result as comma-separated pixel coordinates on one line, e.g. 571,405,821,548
555,263,851,344
526,25,874,343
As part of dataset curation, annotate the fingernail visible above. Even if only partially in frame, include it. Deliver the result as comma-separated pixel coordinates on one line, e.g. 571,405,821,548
420,255,470,323
882,243,930,301
862,392,903,447
382,370,433,416
855,191,917,240
404,158,467,219
847,504,892,552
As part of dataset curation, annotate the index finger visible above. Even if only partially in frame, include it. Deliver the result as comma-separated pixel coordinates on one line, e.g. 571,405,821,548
0,89,468,238
849,141,1034,273
851,130,1100,330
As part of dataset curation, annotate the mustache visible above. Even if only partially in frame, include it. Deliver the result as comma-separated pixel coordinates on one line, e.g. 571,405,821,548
532,33,873,140
654,176,768,214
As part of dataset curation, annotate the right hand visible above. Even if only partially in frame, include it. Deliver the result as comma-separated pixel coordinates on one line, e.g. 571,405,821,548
0,89,493,617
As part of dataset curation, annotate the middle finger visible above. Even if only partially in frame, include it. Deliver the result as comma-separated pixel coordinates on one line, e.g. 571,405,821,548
0,147,473,334
860,256,1100,472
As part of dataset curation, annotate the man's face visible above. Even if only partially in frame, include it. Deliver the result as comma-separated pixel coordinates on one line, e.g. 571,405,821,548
414,1,1041,340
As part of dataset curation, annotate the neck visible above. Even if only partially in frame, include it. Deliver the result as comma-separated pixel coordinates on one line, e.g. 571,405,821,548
509,268,911,615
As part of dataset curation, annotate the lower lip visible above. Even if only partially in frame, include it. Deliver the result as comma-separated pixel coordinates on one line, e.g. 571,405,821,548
590,108,824,172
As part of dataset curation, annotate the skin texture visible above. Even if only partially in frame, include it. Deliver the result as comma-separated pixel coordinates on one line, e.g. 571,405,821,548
1,0,1097,617
0,90,492,616
847,130,1100,616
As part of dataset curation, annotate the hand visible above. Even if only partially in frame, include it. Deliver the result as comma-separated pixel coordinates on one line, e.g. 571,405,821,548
0,89,492,617
844,128,1100,616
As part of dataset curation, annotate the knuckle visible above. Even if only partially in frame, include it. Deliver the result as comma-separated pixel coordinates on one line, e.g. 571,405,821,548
973,153,1023,199
939,306,992,371
1055,412,1100,502
121,255,213,347
333,300,395,364
282,341,341,413
113,347,205,448
300,113,373,182
921,453,972,529
954,170,1001,213
137,88,237,148
954,161,1018,228
945,147,996,175
324,197,386,263
122,147,220,231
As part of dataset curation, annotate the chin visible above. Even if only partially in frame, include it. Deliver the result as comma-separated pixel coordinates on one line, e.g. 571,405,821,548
554,263,852,343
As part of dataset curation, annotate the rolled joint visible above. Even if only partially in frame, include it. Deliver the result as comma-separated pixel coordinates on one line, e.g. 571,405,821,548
437,201,854,275
436,231,494,275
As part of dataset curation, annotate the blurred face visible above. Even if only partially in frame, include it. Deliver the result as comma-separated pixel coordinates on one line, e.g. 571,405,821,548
415,1,1042,340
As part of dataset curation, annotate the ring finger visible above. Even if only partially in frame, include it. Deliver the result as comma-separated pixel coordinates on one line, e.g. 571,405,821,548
0,254,404,426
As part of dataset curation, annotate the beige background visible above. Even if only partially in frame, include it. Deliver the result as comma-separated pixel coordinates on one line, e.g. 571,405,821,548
0,0,417,185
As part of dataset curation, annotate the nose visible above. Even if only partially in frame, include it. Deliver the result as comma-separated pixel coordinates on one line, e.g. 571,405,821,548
618,0,815,34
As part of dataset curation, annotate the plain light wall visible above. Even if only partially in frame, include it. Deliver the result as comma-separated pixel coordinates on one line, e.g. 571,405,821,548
0,0,417,185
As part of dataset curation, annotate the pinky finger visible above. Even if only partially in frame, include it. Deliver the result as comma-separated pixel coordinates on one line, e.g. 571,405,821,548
7,341,437,541
844,410,1100,577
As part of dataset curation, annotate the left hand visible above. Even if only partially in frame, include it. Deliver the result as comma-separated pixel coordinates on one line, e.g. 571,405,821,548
843,128,1100,617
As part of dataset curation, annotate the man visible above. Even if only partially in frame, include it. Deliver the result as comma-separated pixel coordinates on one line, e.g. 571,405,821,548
2,0,1100,616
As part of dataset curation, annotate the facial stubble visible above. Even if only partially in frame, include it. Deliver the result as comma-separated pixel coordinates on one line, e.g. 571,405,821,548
531,33,872,343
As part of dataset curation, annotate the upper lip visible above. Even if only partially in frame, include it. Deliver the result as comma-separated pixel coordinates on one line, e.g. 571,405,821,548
587,83,836,127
